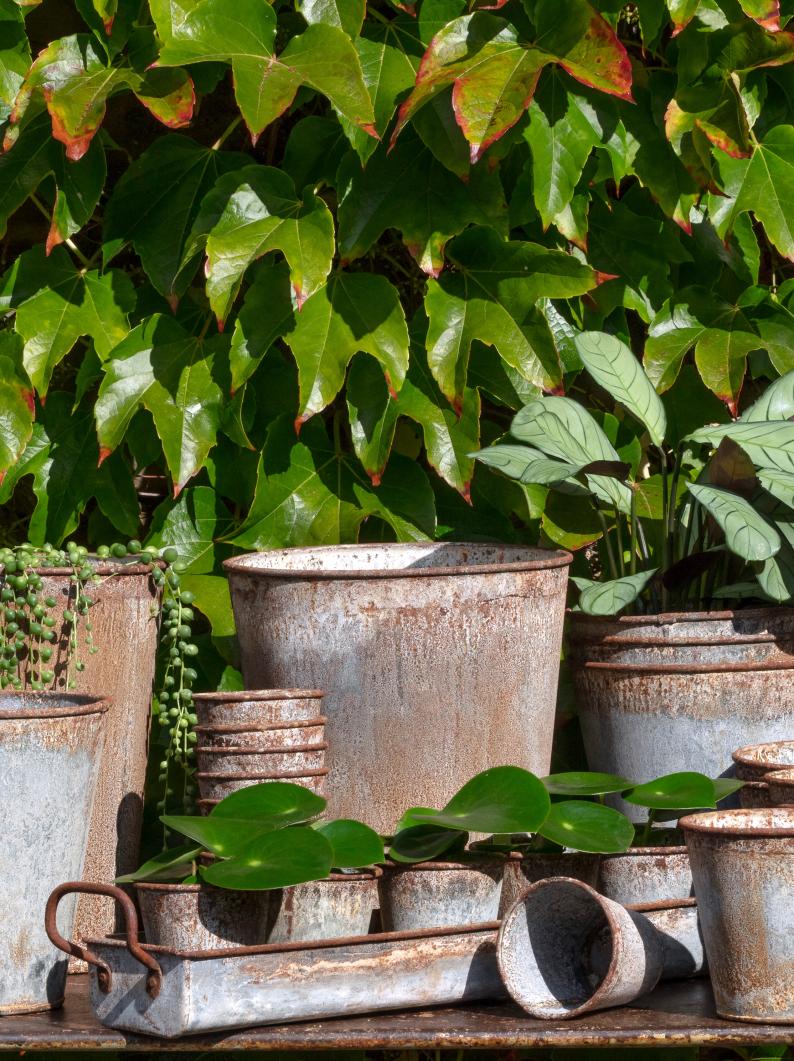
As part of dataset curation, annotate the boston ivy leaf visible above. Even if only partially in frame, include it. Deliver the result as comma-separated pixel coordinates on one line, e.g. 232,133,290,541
666,0,700,34
103,134,247,298
146,484,233,572
0,332,33,484
282,115,350,190
738,0,781,32
283,272,409,425
688,482,781,561
95,314,227,493
533,0,633,102
411,88,471,177
337,128,506,277
229,262,296,394
573,569,658,615
183,165,334,324
132,65,195,128
0,0,30,123
424,226,595,405
297,0,365,37
95,450,140,536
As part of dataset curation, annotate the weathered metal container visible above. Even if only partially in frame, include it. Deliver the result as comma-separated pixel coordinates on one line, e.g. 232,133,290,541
196,742,327,776
766,769,794,807
497,877,664,1019
32,561,160,949
682,807,794,1022
225,544,572,831
628,899,706,980
46,883,503,1039
598,847,692,905
379,860,505,932
192,689,325,729
739,780,772,808
194,720,326,752
569,609,794,817
0,693,107,1013
135,883,271,951
196,767,328,802
499,852,601,915
732,741,794,807
267,871,381,942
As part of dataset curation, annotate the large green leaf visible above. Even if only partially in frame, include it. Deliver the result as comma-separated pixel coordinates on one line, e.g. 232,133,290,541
573,570,658,615
741,371,794,421
687,421,794,474
424,226,595,405
388,823,466,863
687,482,781,561
313,819,385,868
0,332,33,485
212,780,327,823
543,771,635,796
201,827,334,890
625,771,720,811
116,843,202,884
538,801,634,854
146,486,233,573
412,765,550,833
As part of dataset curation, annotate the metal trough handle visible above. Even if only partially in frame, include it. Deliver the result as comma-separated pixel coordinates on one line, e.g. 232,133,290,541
45,881,162,998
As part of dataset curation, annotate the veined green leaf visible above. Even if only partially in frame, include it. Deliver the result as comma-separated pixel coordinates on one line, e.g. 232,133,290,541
688,482,781,561
741,371,794,422
687,421,794,474
573,569,658,615
538,801,634,854
473,443,586,485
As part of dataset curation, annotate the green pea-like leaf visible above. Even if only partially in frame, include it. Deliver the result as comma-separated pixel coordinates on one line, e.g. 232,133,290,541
625,771,719,811
313,819,385,869
538,801,634,854
412,765,550,834
388,824,467,863
543,771,636,796
573,570,659,616
200,826,334,890
688,482,781,562
159,815,272,857
115,843,202,884
211,781,327,824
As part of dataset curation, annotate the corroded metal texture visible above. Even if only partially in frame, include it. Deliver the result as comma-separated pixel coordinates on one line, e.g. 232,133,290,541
629,900,706,980
192,690,325,729
598,847,692,905
497,877,663,1020
34,563,160,949
0,694,107,1013
196,768,328,801
196,742,327,776
739,780,772,808
194,720,326,751
766,769,794,806
569,609,794,818
135,884,271,951
499,852,601,915
682,807,794,1023
733,740,794,780
267,871,381,943
225,544,571,831
379,860,505,932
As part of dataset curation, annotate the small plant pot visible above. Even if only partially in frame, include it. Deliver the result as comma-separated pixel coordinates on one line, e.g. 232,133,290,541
597,846,692,906
379,860,505,932
192,689,325,729
196,767,329,802
732,739,794,781
681,807,794,1023
194,719,326,751
497,877,663,1019
135,882,271,951
267,870,382,943
196,742,328,776
499,852,601,916
634,900,706,981
766,769,794,807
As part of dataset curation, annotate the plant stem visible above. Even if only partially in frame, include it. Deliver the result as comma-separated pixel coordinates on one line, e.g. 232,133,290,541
667,445,683,563
629,485,638,576
615,511,626,577
596,508,619,580
657,445,670,610
212,115,242,150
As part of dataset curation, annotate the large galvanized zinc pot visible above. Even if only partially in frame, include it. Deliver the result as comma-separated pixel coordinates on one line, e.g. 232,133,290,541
225,544,572,831
682,808,794,1022
0,693,107,1014
569,609,794,815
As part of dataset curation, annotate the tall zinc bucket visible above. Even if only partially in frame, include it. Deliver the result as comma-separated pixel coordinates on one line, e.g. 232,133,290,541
568,609,794,815
225,544,571,832
0,693,107,1014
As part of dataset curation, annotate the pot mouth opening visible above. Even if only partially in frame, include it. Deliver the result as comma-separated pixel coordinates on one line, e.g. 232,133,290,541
224,542,572,580
0,692,109,719
680,807,794,835
733,741,794,770
192,690,325,702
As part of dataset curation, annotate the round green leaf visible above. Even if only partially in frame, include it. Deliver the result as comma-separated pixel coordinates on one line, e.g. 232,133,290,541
412,765,550,834
388,824,467,864
625,772,718,811
201,826,334,890
211,781,326,824
116,843,202,884
314,819,384,869
543,771,636,796
160,814,272,858
538,801,634,854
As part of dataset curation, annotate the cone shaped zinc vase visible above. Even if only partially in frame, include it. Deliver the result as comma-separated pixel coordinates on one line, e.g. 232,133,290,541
0,693,107,1014
568,609,794,817
225,544,571,831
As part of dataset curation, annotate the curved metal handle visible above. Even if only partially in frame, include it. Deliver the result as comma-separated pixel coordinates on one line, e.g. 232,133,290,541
45,882,162,998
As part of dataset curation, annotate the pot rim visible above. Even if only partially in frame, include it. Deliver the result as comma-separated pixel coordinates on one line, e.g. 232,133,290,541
0,692,110,719
732,740,794,770
196,767,329,781
766,769,794,785
194,717,327,735
567,606,794,627
192,689,325,702
600,846,688,858
223,542,572,581
19,558,162,577
136,868,383,892
196,742,328,755
680,808,794,836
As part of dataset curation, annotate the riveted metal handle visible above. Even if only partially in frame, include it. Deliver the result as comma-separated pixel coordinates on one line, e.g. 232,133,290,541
45,881,162,998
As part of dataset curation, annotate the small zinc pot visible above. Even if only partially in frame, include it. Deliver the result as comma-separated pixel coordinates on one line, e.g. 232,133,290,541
135,883,271,951
0,693,107,1014
682,807,794,1023
766,769,794,807
379,860,505,932
225,544,571,831
499,852,601,916
196,768,328,803
733,741,794,808
633,900,706,980
597,847,692,906
267,871,381,943
569,609,794,819
196,743,328,776
497,877,663,1019
192,689,325,729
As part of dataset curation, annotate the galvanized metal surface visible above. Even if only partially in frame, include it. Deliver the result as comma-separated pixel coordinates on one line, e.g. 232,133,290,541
268,871,381,943
598,847,693,905
682,807,794,1023
0,694,107,1013
195,719,326,751
733,739,794,780
196,767,329,801
135,884,271,951
379,860,505,932
225,544,571,832
569,609,794,819
499,852,601,915
766,768,794,806
192,690,325,729
631,901,707,980
196,742,328,775
497,877,664,1019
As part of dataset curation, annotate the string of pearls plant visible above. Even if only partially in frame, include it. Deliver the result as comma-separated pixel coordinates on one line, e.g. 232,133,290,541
0,540,199,814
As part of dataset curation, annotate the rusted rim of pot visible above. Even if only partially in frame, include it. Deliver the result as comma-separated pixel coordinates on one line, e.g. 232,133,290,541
0,692,110,719
625,897,697,913
194,717,327,735
766,768,794,788
574,658,794,674
568,606,794,629
680,807,794,836
196,742,329,755
135,868,383,892
382,857,508,872
192,689,325,702
600,846,687,858
196,767,330,781
224,543,573,581
733,740,794,773
24,557,163,577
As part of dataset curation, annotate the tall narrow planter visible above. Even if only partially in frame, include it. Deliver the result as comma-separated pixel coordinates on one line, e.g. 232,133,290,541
0,693,107,1014
225,544,571,832
569,609,794,815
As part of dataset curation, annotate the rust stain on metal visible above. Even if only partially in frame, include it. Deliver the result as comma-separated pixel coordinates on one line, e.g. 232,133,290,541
598,847,692,906
379,860,505,932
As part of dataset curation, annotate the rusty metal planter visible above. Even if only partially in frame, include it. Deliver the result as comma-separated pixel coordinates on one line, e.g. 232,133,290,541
682,807,794,1023
633,899,706,980
135,883,271,951
225,544,571,832
194,720,326,751
379,860,505,932
0,694,107,1014
569,609,794,817
192,689,325,729
499,852,601,916
597,846,692,905
196,767,328,802
733,741,794,807
766,769,794,806
267,871,381,943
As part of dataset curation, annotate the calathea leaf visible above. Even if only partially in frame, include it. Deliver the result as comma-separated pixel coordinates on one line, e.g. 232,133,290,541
575,331,667,446
337,128,506,277
95,315,227,494
741,371,794,421
688,482,781,561
473,443,588,486
687,422,794,474
103,134,248,298
0,332,34,485
757,468,794,508
424,226,595,406
572,569,658,615
181,164,334,325
282,272,409,425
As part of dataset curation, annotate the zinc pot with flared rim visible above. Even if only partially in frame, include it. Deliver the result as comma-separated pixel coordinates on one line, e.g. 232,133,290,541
0,693,107,1014
267,870,381,942
597,847,692,906
568,609,794,818
225,544,571,831
682,808,794,1023
135,882,271,951
733,741,794,808
379,860,505,932
499,851,601,916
